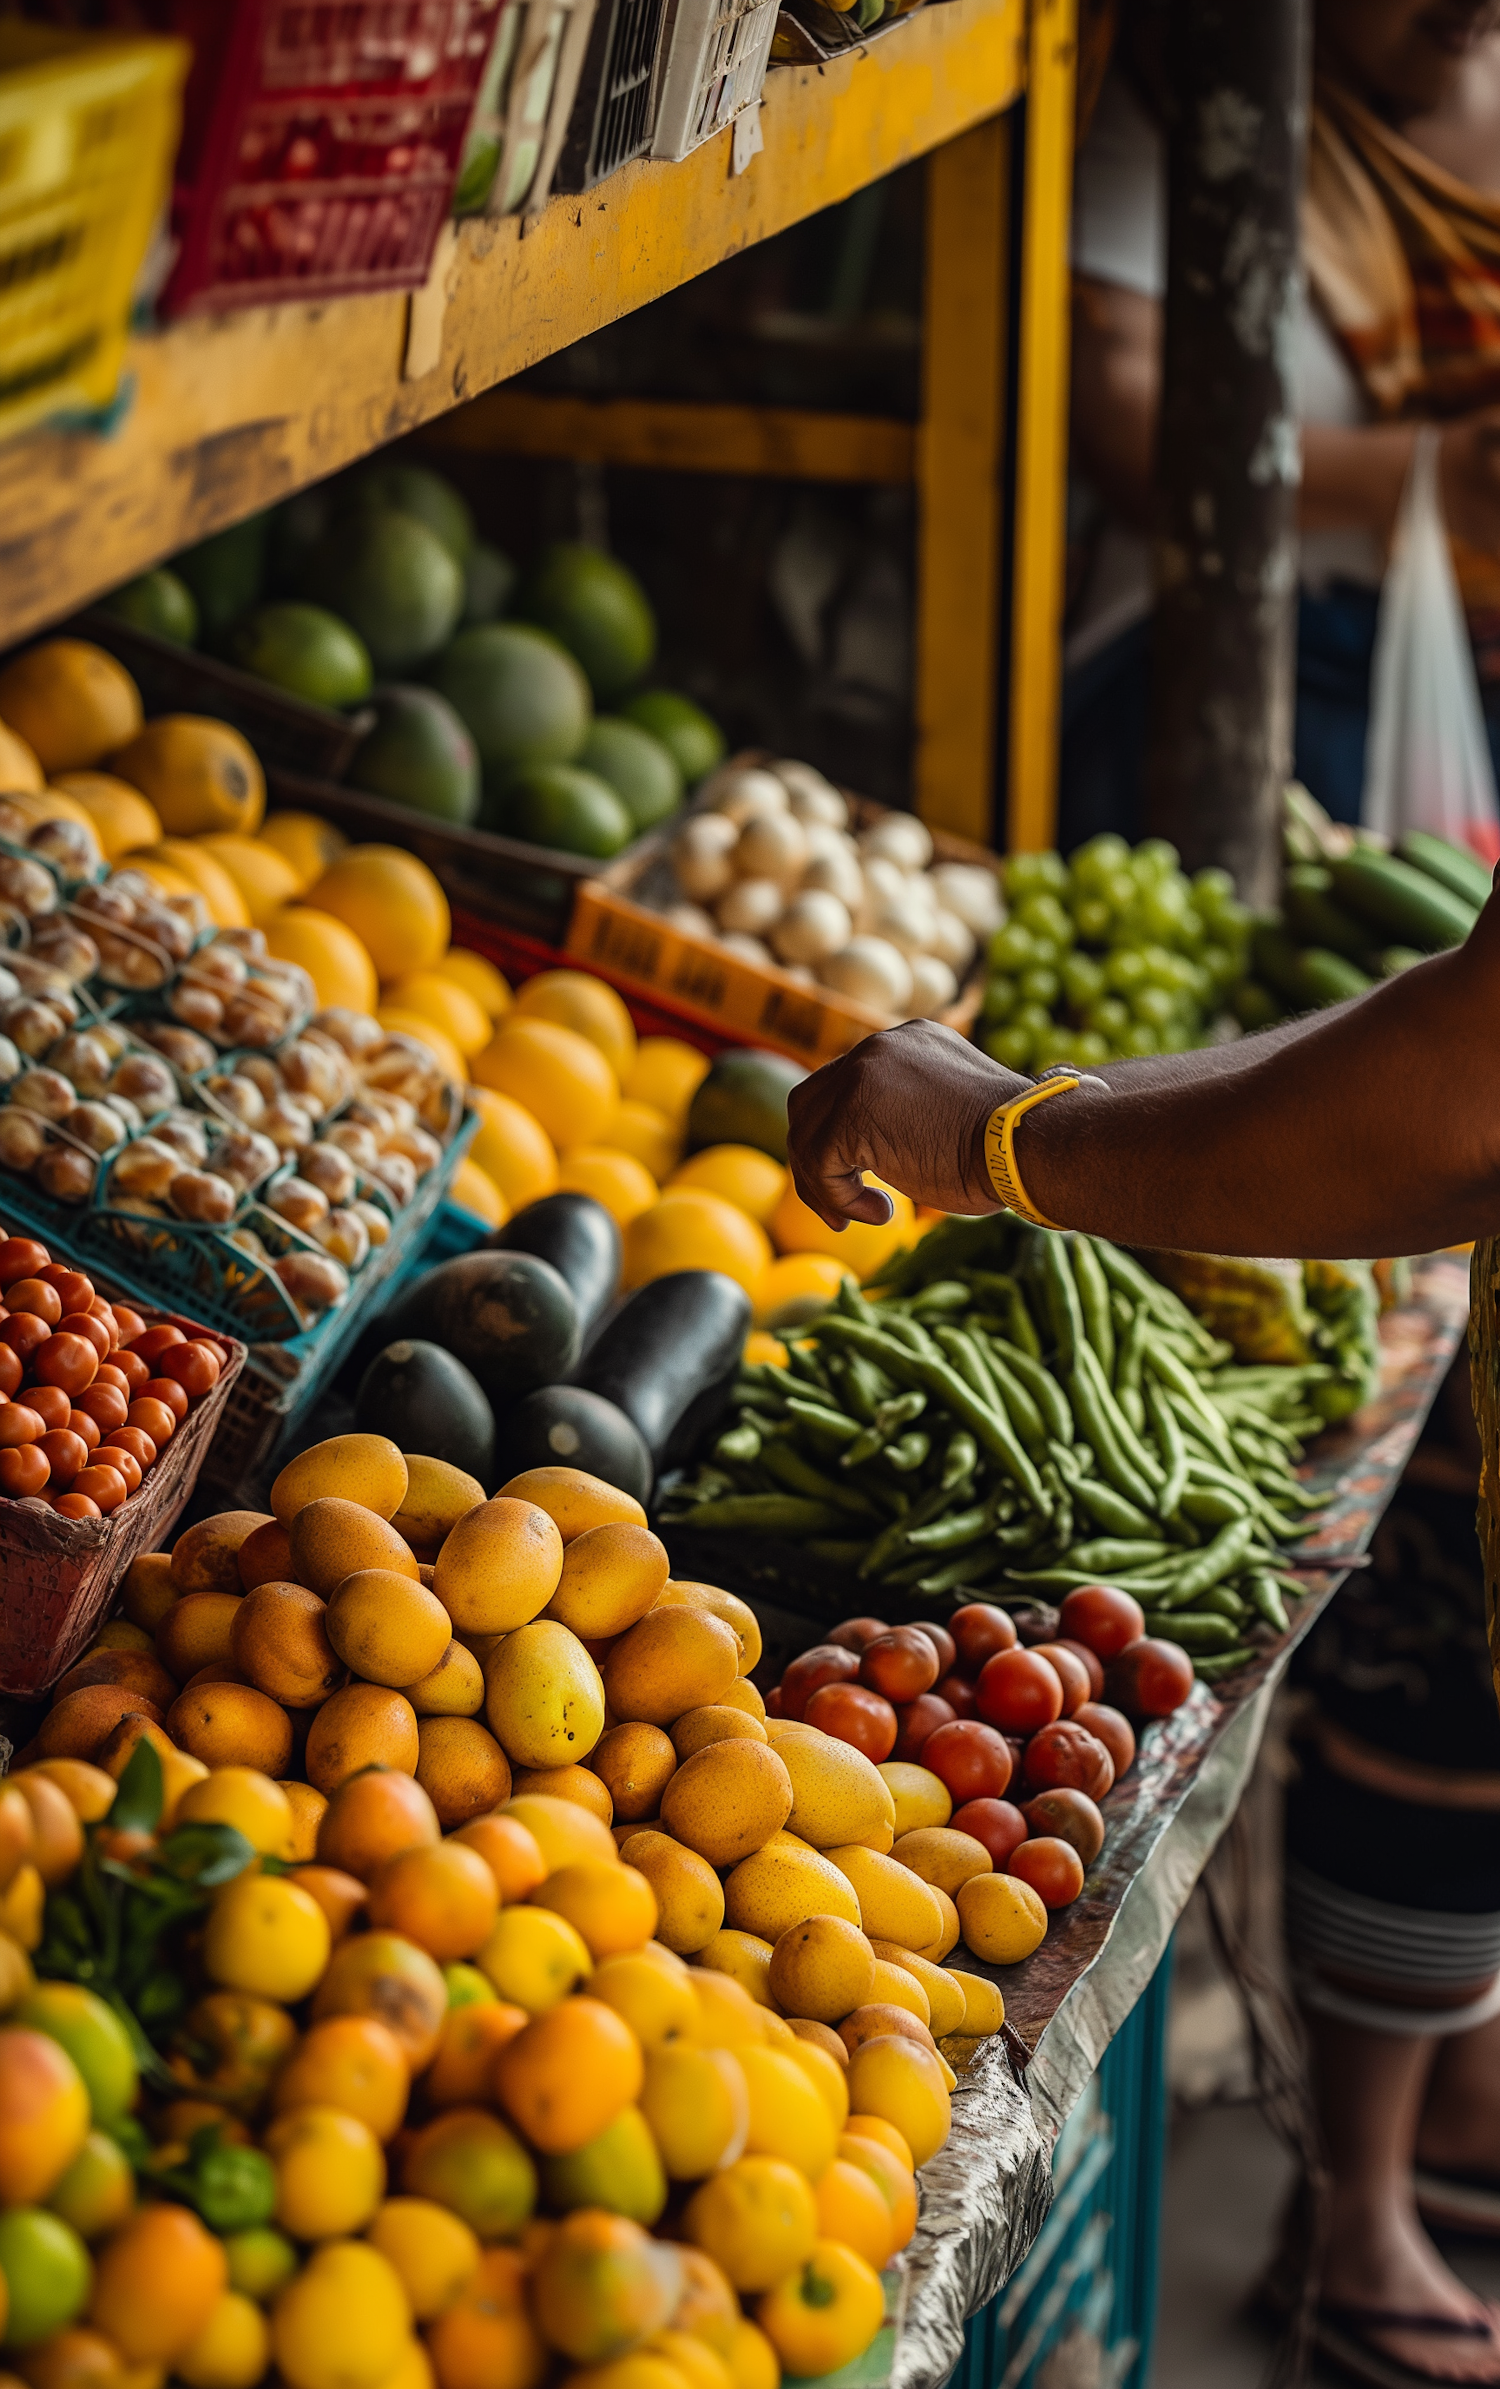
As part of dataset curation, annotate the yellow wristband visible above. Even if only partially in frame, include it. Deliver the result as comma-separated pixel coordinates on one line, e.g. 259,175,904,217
982,1075,1082,1229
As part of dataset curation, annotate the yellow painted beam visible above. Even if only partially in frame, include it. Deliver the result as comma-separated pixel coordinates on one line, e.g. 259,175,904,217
1007,0,1077,853
426,390,916,482
0,0,1025,651
914,115,1010,846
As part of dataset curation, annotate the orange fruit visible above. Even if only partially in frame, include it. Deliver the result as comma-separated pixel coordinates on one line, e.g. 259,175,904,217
263,2105,385,2240
669,1147,787,1227
494,1997,643,2155
0,641,142,774
111,716,264,838
495,1470,646,1545
433,1500,564,1638
309,846,450,980
835,2132,916,2252
434,948,512,1022
555,1148,657,1229
88,2203,228,2362
165,1683,293,1778
471,1020,617,1151
270,2014,410,2142
204,1875,331,2003
768,1179,913,1277
325,1569,452,1691
425,2245,547,2389
624,1039,710,1126
287,1864,368,1943
280,1781,329,1864
0,2025,89,2203
383,972,491,1060
366,1844,499,1963
230,1582,342,1709
304,1685,420,1795
453,1815,546,1905
508,1764,612,1824
257,809,347,892
367,2195,480,2323
425,1999,528,2108
514,973,636,1083
263,907,378,1013
311,1931,449,2070
813,2157,894,2267
530,1863,657,1962
416,1718,511,1830
315,1767,439,1880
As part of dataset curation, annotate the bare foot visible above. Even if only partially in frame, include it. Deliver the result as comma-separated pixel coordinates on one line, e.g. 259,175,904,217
1324,2190,1500,2382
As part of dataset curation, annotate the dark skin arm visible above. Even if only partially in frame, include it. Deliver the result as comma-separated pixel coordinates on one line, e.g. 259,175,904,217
785,887,1500,1259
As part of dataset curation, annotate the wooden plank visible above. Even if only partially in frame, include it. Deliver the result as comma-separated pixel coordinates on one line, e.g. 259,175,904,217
0,0,1025,652
1006,0,1077,853
424,390,916,482
913,114,1010,846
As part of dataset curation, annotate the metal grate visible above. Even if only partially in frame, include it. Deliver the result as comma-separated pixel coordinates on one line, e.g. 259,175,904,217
551,0,665,188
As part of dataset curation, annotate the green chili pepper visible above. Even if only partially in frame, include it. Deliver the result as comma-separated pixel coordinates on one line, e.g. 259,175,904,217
1071,1237,1115,1379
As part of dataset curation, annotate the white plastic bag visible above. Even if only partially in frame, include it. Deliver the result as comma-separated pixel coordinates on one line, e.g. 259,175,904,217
1362,425,1500,843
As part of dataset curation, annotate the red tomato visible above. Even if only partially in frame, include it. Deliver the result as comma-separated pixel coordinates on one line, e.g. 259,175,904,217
780,1644,860,1722
0,1239,49,1287
0,1346,20,1401
1104,1637,1194,1722
75,1384,129,1434
0,1402,42,1447
976,1648,1064,1735
936,1671,978,1721
1023,1789,1106,1866
825,1617,890,1653
94,1444,142,1493
140,1376,189,1423
107,1347,149,1394
38,1268,94,1313
0,1316,51,1362
128,1324,185,1365
52,1492,101,1519
1054,1638,1105,1700
803,1681,898,1762
1058,1586,1147,1661
1074,1702,1136,1778
72,1464,127,1514
907,1620,957,1677
110,1306,147,1344
67,1409,101,1452
108,1425,157,1472
37,1429,88,1487
84,1297,119,1350
950,1602,1018,1676
1028,1643,1092,1716
951,1796,1029,1868
920,1719,1014,1803
889,1692,956,1764
764,1685,784,1718
128,1399,177,1448
860,1628,940,1703
1022,1720,1113,1799
158,1340,221,1398
0,1444,49,1496
57,1312,110,1361
1008,1836,1085,1909
33,1334,100,1398
6,1279,61,1325
22,1385,70,1432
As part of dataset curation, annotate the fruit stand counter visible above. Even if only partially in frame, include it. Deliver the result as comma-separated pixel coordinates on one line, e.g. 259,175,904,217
753,1252,1472,2389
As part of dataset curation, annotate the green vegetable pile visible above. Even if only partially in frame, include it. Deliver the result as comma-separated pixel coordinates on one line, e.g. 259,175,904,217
663,1214,1343,1682
979,836,1251,1074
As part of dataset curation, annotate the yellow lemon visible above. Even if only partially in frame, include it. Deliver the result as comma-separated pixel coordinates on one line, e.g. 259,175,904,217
176,2289,272,2389
265,2106,385,2240
768,1179,914,1276
753,1254,849,1330
271,2238,412,2389
669,1148,787,1227
683,2157,817,2294
624,1039,710,1126
264,906,379,1012
556,1148,658,1228
0,716,45,793
755,2242,883,2379
258,810,348,892
110,715,264,837
434,948,512,1022
197,834,303,925
514,972,636,1084
622,1193,770,1302
476,1907,593,2014
472,1019,617,1149
140,839,251,927
175,1768,295,1858
203,1875,331,2002
384,972,492,1059
0,639,142,773
955,1873,1047,1965
52,770,160,859
310,845,450,980
603,1101,680,1184
367,2197,479,2320
376,1009,466,1086
449,1158,507,1230
467,1087,558,1212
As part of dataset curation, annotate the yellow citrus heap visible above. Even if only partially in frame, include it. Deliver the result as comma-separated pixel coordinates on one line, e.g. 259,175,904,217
0,1450,1010,2389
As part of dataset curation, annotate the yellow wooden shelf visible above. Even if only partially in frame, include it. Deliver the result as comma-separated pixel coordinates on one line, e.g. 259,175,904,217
0,0,1024,654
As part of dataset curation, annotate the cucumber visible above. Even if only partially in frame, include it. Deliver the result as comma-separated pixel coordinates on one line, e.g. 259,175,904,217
1329,849,1478,951
1250,926,1316,1007
1396,828,1494,912
1298,948,1372,1007
1283,866,1378,962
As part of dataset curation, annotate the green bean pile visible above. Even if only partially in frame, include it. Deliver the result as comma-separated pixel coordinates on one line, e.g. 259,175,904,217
661,1214,1334,1681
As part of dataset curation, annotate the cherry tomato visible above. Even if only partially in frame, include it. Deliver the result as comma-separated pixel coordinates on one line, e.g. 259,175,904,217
889,1692,956,1764
907,1620,957,1677
1008,1836,1085,1909
1058,1586,1148,1662
57,1312,110,1361
949,1603,1019,1676
129,1324,185,1365
107,1347,149,1395
1103,1637,1194,1722
84,1297,119,1350
1029,1643,1092,1717
128,1398,176,1447
976,1648,1064,1735
0,1401,42,1447
951,1796,1030,1869
920,1719,1014,1803
859,1628,940,1704
37,1429,88,1487
71,1464,127,1514
158,1340,221,1398
0,1346,20,1401
1021,1720,1113,1799
67,1408,101,1452
22,1385,71,1432
6,1279,61,1325
110,1306,147,1344
93,1444,142,1493
0,1444,49,1496
825,1617,891,1653
140,1376,188,1423
1054,1638,1105,1700
75,1384,128,1434
38,1268,93,1313
0,1315,51,1361
1022,1788,1106,1866
52,1492,101,1519
803,1680,898,1761
108,1425,157,1472
935,1670,979,1721
33,1334,100,1398
780,1644,860,1721
1074,1703,1135,1778
0,1238,49,1287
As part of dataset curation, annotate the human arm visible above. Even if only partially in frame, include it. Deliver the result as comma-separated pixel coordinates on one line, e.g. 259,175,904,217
785,889,1500,1259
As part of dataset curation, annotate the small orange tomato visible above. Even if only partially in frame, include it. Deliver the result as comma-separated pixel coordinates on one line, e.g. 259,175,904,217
93,1445,142,1493
128,1398,176,1447
68,1408,101,1452
108,1425,157,1472
130,1324,185,1365
23,1385,71,1431
141,1375,188,1422
37,1429,88,1486
53,1492,101,1519
110,1305,146,1343
75,1384,128,1434
0,1237,50,1285
58,1311,111,1361
33,1333,101,1397
7,1278,61,1324
0,1401,43,1447
72,1464,127,1513
0,1444,50,1496
159,1341,222,1398
109,1347,149,1394
40,1268,95,1312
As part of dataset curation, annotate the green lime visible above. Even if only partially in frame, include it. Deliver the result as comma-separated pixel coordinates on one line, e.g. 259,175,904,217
15,1985,137,2127
224,2226,299,2302
539,2107,666,2226
499,763,633,859
620,688,726,784
0,2209,91,2346
45,2130,134,2240
303,508,464,675
461,541,517,627
443,1964,496,2011
577,716,682,832
430,622,591,777
227,602,373,709
100,567,198,647
339,462,475,564
173,514,268,640
348,686,480,824
519,543,656,702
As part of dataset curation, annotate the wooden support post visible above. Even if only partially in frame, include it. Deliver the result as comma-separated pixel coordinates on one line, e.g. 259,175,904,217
1146,0,1310,904
1007,0,1078,855
915,117,1010,846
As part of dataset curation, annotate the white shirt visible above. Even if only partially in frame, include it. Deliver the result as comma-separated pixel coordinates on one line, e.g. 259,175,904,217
1067,69,1384,673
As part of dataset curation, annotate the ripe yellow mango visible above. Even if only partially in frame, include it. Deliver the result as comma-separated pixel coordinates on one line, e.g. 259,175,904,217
773,1730,894,1852
659,1742,793,1870
722,1836,862,1943
484,1623,605,1770
825,1847,943,1954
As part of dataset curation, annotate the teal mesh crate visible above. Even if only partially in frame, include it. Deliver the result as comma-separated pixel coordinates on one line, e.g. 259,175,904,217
951,1949,1171,2389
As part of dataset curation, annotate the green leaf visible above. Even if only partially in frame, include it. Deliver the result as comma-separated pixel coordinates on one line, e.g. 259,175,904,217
155,1822,255,1888
108,1736,163,1835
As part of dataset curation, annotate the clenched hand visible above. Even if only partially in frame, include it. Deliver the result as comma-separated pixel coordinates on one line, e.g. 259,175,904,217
786,1021,1026,1229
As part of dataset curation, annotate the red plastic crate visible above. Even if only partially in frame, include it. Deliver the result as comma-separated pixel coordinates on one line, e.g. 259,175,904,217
140,0,507,314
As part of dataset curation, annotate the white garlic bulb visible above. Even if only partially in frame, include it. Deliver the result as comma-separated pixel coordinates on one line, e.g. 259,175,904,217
717,877,785,937
802,842,865,914
819,935,914,1015
773,759,848,829
930,907,977,974
705,766,789,825
857,854,907,929
664,902,718,939
871,895,935,959
720,932,775,964
907,953,959,1017
771,890,853,965
861,813,933,871
673,812,739,901
930,861,1003,936
736,810,809,886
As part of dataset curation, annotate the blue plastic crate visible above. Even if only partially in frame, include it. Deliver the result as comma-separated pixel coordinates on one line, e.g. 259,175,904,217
951,1948,1172,2389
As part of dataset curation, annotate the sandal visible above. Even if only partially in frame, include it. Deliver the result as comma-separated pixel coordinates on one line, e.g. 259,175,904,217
1313,2300,1500,2389
1416,2166,1500,2238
